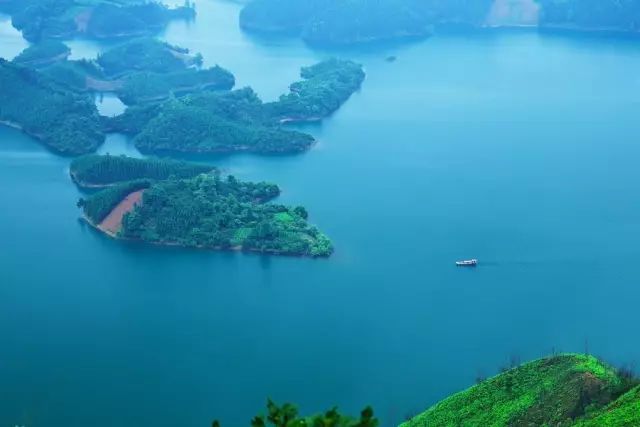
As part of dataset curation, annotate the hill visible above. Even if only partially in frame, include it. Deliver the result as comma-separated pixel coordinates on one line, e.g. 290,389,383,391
402,354,640,427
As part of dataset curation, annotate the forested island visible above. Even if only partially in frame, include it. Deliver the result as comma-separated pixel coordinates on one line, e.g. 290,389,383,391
0,58,104,154
77,155,333,257
240,0,640,45
13,38,235,105
211,400,378,427
403,354,640,426
0,0,195,42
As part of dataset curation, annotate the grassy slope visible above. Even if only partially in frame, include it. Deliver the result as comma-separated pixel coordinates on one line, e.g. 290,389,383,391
575,385,640,426
402,354,631,427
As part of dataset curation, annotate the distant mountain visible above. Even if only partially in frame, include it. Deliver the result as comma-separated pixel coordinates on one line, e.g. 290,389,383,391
240,0,640,45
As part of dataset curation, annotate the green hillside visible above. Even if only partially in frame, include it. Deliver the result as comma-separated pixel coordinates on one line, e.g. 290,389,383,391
402,354,639,427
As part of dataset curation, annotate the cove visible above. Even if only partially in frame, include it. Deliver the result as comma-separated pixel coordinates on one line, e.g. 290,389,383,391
2,1,640,426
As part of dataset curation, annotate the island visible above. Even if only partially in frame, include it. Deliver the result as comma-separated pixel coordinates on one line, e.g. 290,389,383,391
106,59,364,155
0,0,195,42
0,58,104,155
77,155,333,257
402,353,640,426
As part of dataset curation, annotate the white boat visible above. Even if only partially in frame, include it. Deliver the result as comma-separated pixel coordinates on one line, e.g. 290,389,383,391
456,259,478,267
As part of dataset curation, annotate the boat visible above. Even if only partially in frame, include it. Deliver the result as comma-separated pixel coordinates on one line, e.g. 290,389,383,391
456,259,478,267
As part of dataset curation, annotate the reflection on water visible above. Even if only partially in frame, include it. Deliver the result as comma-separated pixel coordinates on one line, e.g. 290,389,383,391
0,14,28,60
97,133,143,158
95,93,127,117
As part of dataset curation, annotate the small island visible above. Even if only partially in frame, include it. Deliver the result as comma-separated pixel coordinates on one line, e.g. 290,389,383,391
402,353,640,427
1,0,195,42
76,155,333,257
0,59,104,155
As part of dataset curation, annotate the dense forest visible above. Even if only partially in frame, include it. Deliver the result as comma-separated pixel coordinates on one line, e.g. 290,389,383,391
403,354,640,427
106,59,363,154
96,38,201,77
0,0,195,42
10,37,235,105
211,400,379,427
12,40,70,67
240,0,493,45
76,157,333,256
267,59,365,122
0,59,104,155
538,0,640,31
109,88,316,154
70,154,215,187
117,66,235,105
240,0,640,44
120,174,332,256
78,179,152,224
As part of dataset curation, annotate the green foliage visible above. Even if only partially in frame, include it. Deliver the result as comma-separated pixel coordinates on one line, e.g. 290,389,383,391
214,399,378,427
108,58,364,155
41,59,105,91
402,354,639,427
118,174,332,256
575,385,640,426
117,66,235,104
70,154,215,187
13,40,70,66
115,89,315,155
267,58,365,121
87,2,195,39
240,0,494,45
78,179,151,224
0,59,104,155
97,37,195,77
2,0,194,42
538,0,640,30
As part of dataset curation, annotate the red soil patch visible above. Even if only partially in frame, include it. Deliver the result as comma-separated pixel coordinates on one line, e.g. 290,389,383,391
486,0,540,27
98,190,144,235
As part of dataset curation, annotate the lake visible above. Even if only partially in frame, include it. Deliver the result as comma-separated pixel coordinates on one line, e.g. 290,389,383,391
2,1,640,426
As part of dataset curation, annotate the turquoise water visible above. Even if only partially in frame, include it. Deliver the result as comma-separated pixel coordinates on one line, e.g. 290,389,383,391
3,1,640,426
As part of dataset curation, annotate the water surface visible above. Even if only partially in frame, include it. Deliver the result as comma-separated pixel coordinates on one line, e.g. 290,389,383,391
2,2,640,426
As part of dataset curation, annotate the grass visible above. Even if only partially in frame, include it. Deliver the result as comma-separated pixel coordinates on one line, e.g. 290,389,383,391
274,212,294,223
402,354,635,427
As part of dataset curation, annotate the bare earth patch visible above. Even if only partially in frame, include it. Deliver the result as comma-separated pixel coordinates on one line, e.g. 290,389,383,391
486,0,540,27
98,190,144,235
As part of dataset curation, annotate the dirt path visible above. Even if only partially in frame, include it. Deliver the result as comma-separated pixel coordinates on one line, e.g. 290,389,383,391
98,190,144,235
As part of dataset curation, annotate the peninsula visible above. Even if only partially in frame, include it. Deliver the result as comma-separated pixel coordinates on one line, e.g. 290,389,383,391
107,59,364,155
